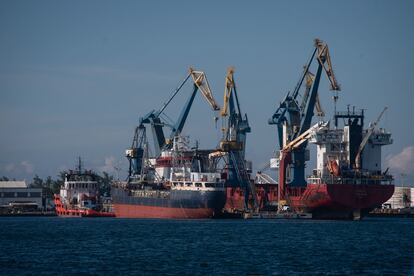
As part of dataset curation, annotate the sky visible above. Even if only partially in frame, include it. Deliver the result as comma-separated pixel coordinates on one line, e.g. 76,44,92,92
1,1,414,185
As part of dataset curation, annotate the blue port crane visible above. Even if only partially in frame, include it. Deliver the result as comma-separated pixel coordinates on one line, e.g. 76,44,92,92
139,68,219,156
268,38,340,187
126,124,147,178
219,68,257,210
126,68,220,179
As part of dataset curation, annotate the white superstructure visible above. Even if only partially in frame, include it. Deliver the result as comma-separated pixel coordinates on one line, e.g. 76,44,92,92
59,164,99,209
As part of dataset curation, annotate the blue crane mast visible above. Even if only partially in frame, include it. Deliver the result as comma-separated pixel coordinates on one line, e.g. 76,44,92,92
268,38,340,187
126,124,147,178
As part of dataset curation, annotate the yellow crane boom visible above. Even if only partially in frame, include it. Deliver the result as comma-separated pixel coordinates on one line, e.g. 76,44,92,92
189,68,220,111
221,67,235,117
315,38,341,91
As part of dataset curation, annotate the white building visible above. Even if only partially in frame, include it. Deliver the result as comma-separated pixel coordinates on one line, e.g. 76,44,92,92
0,181,43,210
384,186,413,209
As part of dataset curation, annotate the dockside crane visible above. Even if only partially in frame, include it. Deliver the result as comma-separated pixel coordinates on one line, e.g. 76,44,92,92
126,124,148,180
138,68,220,157
126,68,220,182
219,68,257,211
268,38,340,187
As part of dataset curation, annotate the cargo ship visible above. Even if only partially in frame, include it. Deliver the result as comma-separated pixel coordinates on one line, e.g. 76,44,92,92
54,158,115,217
223,112,394,220
222,39,394,219
112,135,227,219
276,109,394,219
266,39,394,219
111,68,227,219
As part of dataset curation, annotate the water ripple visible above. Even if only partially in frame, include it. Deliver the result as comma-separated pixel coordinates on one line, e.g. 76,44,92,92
0,217,413,275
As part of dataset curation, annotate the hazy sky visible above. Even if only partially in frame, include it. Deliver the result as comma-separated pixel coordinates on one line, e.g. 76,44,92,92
1,1,413,184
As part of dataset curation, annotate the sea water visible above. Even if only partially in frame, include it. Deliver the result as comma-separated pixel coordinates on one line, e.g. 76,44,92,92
0,217,413,275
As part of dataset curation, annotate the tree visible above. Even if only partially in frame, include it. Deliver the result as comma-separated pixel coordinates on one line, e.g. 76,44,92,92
97,172,113,196
31,175,44,188
403,193,411,208
54,171,66,193
27,171,114,199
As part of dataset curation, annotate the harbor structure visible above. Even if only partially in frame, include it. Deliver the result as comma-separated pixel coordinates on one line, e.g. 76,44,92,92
0,181,44,213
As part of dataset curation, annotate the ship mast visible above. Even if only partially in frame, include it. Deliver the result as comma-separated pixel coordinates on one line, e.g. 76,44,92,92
78,156,82,173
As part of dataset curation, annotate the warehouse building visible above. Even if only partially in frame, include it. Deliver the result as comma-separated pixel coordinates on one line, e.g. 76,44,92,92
0,181,43,212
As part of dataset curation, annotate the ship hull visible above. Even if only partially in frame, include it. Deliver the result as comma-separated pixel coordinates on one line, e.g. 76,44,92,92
289,183,395,219
53,195,115,217
112,187,226,219
224,183,394,219
114,204,217,219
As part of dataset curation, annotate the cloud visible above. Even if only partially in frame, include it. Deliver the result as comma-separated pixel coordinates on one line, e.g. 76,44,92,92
5,163,16,172
98,156,117,173
3,161,34,175
57,165,69,173
20,161,34,174
386,146,414,175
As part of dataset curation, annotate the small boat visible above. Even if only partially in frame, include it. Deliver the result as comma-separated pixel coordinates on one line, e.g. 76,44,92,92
54,158,115,217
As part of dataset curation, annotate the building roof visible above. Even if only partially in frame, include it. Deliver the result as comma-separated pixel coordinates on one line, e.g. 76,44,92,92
0,181,28,188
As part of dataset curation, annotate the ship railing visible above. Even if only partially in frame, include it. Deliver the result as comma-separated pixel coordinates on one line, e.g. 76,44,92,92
316,176,394,185
171,181,225,189
335,110,364,117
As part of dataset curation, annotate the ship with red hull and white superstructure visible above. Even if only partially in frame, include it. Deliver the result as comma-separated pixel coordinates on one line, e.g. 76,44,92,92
222,119,394,221
222,38,394,219
276,108,395,219
54,159,115,217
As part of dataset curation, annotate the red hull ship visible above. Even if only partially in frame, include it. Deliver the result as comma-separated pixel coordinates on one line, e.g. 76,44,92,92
286,184,394,219
53,158,115,218
224,182,394,219
223,39,394,219
223,112,395,220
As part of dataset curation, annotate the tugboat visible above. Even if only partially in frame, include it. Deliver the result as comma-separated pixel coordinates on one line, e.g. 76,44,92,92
54,158,115,217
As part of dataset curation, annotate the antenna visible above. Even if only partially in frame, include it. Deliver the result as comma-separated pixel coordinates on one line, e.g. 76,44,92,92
78,156,82,172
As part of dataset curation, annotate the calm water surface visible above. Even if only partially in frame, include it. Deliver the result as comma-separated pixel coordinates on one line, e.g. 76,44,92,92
0,217,413,275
